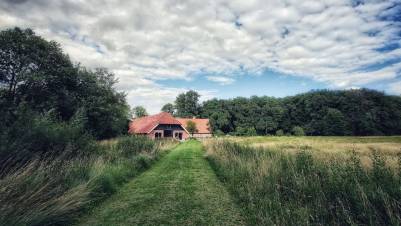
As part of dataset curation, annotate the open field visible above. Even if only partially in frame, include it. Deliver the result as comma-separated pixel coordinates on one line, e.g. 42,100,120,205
219,136,401,168
204,136,401,225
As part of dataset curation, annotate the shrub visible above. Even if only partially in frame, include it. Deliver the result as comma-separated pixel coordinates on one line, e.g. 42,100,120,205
0,110,96,177
291,126,305,136
275,129,284,136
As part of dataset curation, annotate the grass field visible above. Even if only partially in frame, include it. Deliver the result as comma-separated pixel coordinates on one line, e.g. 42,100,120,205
222,136,401,168
204,136,401,225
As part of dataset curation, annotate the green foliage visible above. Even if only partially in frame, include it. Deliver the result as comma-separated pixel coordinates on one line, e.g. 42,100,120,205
234,126,257,136
322,108,350,135
206,141,401,225
0,27,156,226
201,89,401,136
186,120,198,135
175,90,200,117
214,130,225,137
0,27,130,140
0,109,95,176
132,106,148,118
275,129,284,136
161,103,175,114
291,126,305,136
116,135,155,157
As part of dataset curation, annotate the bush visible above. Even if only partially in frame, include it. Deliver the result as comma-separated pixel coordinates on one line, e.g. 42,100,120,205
214,130,225,137
275,129,284,136
0,110,96,177
291,126,305,136
235,126,257,136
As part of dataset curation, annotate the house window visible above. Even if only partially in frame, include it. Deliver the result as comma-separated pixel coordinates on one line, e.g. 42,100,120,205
174,132,183,140
155,132,162,139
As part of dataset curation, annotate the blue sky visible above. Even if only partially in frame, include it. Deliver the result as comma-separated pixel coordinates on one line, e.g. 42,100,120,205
1,0,400,113
159,70,330,99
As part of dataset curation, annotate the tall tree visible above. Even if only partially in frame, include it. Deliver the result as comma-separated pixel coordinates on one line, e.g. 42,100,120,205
175,90,200,117
161,103,175,114
132,106,148,118
0,27,130,139
0,27,77,118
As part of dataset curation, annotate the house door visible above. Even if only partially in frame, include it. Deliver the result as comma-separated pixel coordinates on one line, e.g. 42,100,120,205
164,130,172,137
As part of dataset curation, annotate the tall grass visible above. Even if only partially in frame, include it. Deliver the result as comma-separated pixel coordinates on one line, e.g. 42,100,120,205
0,135,176,226
205,140,401,225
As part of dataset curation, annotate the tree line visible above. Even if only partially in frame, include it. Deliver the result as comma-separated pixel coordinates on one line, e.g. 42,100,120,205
162,89,401,136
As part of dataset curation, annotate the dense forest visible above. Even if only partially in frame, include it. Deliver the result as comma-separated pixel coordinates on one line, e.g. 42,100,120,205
164,89,401,136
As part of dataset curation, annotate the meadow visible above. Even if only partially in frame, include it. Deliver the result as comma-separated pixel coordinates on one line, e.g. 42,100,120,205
204,136,401,225
0,136,176,226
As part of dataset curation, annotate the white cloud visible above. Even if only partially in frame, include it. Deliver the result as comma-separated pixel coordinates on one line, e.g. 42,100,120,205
206,76,235,85
0,0,400,112
389,81,401,95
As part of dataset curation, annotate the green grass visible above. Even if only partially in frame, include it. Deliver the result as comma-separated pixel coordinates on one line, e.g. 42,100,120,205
0,136,172,226
76,140,244,226
205,139,401,225
235,135,401,144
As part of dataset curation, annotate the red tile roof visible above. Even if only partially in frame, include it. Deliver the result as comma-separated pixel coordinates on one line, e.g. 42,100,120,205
128,112,182,134
176,118,211,134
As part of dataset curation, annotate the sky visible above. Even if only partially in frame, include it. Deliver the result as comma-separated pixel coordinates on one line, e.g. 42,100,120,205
1,0,400,113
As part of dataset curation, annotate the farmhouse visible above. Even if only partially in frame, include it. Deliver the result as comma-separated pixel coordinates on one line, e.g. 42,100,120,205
128,112,212,140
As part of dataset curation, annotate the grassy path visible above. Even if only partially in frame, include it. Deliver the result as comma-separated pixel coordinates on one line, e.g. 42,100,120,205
77,140,244,226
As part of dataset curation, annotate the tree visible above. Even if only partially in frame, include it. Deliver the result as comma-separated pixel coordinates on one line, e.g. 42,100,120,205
0,27,130,139
79,68,130,139
186,120,198,136
161,103,175,114
175,90,200,117
132,106,148,118
0,27,77,119
322,108,349,135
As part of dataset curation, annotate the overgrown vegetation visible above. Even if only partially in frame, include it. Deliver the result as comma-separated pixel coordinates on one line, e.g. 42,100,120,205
205,139,401,225
0,135,174,226
0,27,172,226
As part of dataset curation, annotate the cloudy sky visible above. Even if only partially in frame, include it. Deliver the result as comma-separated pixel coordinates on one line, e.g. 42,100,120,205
1,0,400,113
